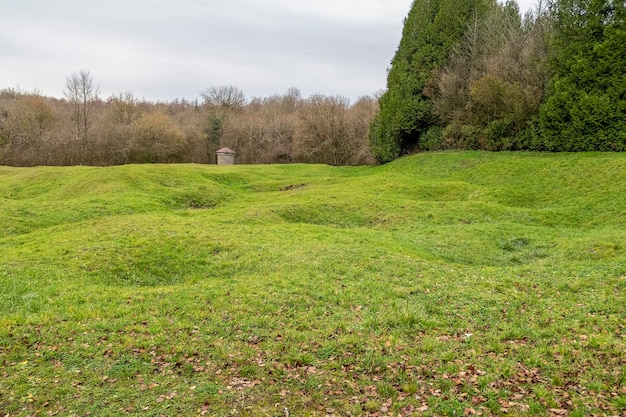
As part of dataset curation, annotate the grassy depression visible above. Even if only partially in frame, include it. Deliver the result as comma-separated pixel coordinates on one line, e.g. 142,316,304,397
0,152,624,416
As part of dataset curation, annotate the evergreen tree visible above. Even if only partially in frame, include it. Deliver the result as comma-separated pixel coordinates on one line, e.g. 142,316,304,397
205,114,223,164
539,0,626,150
369,0,494,162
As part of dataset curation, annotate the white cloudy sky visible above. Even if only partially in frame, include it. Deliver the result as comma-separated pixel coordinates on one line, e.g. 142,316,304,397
0,0,537,102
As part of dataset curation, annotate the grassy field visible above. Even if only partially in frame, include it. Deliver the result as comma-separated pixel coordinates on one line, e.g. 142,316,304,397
0,151,624,416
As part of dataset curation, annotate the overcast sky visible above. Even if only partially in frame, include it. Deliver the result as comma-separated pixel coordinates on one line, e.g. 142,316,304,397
1,0,537,103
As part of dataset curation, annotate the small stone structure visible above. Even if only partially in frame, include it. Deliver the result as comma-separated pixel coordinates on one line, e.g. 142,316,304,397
216,147,236,165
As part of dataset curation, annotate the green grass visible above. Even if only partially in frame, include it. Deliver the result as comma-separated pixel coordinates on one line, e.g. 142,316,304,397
0,151,624,416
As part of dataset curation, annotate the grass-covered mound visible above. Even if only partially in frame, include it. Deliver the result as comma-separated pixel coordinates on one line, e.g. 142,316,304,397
1,152,624,416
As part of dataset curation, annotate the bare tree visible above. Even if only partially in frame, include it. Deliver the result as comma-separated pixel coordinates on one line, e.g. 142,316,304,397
346,96,377,165
106,92,140,127
200,85,246,110
0,92,58,165
129,112,188,163
295,95,351,165
281,87,302,113
426,1,549,150
64,70,100,147
0,100,21,149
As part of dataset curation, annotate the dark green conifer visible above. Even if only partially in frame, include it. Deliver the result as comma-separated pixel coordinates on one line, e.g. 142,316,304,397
539,0,626,150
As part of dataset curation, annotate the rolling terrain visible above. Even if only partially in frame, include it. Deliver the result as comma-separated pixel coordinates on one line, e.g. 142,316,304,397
1,152,624,416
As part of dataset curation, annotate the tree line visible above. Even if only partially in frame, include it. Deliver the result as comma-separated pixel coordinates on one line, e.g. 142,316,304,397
3,0,623,167
370,0,626,162
0,77,377,167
